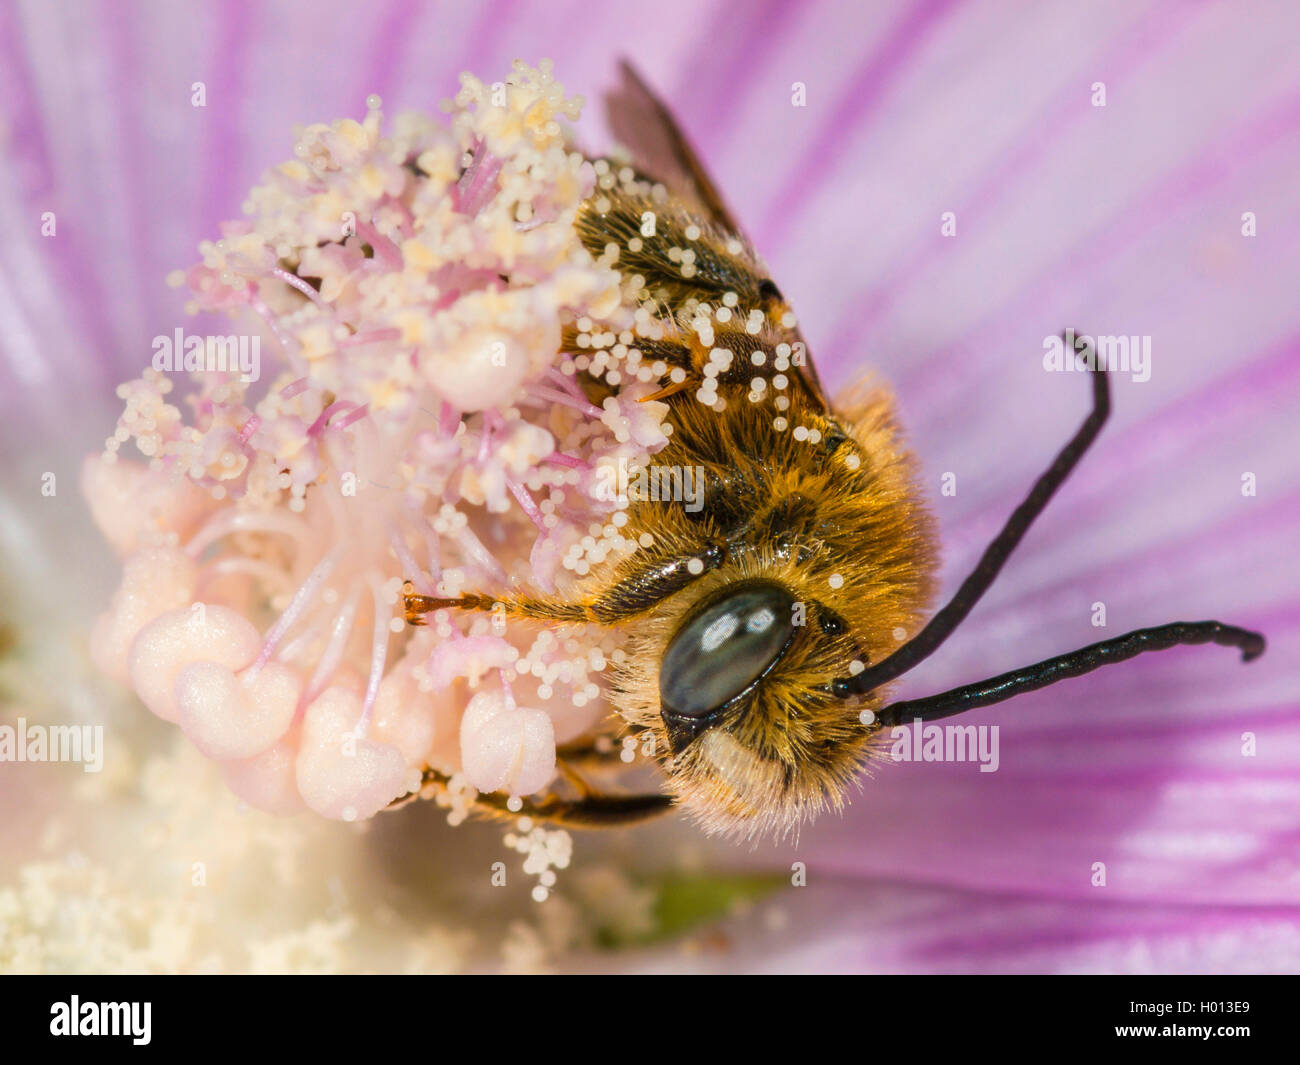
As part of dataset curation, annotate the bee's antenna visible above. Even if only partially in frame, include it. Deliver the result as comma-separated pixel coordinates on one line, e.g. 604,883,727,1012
833,334,1109,699
872,621,1265,727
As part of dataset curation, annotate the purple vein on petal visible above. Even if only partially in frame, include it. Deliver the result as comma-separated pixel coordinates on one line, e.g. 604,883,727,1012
460,0,521,79
907,906,1300,969
809,871,1300,922
0,4,114,401
938,327,1300,544
984,487,1300,625
1010,704,1300,750
356,0,421,106
896,81,1300,406
828,0,1210,355
0,3,54,195
679,0,807,158
102,6,158,346
200,1,254,237
1008,328,1300,529
758,0,962,248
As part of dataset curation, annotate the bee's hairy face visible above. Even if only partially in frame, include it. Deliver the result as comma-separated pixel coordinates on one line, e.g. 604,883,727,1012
612,567,890,841
600,389,938,840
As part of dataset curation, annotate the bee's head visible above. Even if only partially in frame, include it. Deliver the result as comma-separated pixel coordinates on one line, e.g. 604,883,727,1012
603,388,936,839
613,568,904,841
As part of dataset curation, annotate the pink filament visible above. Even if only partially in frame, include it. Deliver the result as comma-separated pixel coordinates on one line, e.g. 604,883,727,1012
249,296,306,376
249,549,341,676
281,376,311,399
527,387,602,419
237,415,262,447
302,587,360,708
508,478,546,532
389,526,434,594
308,400,360,437
543,451,591,471
186,509,307,558
339,328,401,348
439,402,460,437
353,221,404,271
333,403,370,431
355,578,391,735
272,266,330,309
454,140,504,217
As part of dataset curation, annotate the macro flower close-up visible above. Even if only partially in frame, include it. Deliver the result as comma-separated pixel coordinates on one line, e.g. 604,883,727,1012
1,0,1298,982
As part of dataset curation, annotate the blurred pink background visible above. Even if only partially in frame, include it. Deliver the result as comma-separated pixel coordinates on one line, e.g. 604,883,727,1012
1,0,1297,972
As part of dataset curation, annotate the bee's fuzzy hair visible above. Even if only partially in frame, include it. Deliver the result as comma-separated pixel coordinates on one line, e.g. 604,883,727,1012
606,384,938,842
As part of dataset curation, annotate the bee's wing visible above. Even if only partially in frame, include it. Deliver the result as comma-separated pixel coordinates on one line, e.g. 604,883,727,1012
606,60,831,409
605,59,742,233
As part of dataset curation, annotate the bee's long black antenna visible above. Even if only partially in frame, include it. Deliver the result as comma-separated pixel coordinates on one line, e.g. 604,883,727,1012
874,621,1265,726
833,336,1109,699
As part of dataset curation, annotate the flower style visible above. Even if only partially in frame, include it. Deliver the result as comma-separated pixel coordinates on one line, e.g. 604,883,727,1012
83,61,674,830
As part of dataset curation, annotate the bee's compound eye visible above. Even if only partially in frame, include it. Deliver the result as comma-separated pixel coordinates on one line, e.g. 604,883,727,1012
660,581,796,720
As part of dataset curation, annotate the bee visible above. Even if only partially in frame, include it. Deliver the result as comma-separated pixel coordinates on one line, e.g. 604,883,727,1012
401,61,1265,839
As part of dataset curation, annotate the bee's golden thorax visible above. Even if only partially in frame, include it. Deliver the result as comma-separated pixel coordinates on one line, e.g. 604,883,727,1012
610,381,936,838
568,164,937,838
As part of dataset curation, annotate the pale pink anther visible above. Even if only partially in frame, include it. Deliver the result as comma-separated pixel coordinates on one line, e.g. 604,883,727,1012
218,731,307,816
371,667,436,765
353,221,404,270
295,687,407,821
82,455,214,556
176,659,301,760
90,547,199,684
459,689,555,797
424,633,516,690
128,604,262,721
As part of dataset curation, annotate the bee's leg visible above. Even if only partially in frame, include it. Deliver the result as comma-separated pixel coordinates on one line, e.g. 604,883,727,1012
556,735,633,769
402,585,589,625
555,758,596,796
638,379,691,402
584,540,725,623
403,540,725,627
392,767,672,828
874,621,1265,725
